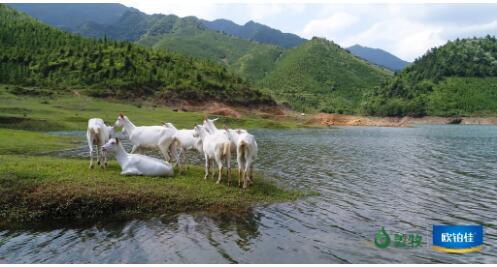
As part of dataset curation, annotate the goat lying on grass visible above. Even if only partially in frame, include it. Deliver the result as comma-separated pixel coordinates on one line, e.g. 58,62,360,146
203,118,258,188
87,118,118,169
102,138,174,176
193,124,231,185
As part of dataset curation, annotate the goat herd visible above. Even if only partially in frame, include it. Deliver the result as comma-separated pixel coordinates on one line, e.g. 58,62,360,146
87,114,258,188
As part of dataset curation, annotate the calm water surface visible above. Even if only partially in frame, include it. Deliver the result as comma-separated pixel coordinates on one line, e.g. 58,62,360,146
1,125,496,263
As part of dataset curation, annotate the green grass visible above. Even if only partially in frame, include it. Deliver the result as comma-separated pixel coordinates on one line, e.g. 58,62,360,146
0,155,303,227
0,84,301,131
0,98,307,227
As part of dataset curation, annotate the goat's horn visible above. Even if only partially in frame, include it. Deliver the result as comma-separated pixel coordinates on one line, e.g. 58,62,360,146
119,112,124,118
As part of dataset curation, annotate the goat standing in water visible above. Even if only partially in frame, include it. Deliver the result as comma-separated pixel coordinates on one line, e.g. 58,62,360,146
87,118,117,169
193,125,231,185
102,138,174,176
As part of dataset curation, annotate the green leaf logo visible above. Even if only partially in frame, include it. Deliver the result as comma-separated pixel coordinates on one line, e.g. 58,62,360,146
375,227,391,249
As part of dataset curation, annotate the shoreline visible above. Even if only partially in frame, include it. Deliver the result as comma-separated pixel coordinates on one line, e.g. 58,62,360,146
0,128,306,228
304,113,497,128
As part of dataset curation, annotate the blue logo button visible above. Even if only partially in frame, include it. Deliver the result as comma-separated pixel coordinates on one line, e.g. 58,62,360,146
432,225,483,253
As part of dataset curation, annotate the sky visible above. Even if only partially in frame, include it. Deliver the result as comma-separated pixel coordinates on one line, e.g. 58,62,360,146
118,1,497,62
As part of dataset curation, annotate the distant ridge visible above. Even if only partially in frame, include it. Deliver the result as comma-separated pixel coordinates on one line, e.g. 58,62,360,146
347,44,410,71
7,3,130,30
201,19,306,48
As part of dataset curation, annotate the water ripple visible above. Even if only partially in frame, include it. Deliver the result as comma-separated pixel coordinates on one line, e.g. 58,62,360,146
1,125,497,263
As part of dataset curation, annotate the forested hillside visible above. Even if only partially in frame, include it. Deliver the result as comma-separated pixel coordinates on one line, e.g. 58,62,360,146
0,4,274,106
260,38,392,113
362,36,497,116
73,9,285,82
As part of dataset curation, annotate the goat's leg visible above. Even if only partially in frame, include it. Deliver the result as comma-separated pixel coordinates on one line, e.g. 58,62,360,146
130,145,139,154
99,146,106,169
226,154,231,187
216,157,223,184
96,145,101,166
89,146,94,169
248,163,254,184
159,145,171,162
242,166,248,189
103,148,108,168
176,148,183,173
237,153,243,187
203,155,209,180
210,159,215,179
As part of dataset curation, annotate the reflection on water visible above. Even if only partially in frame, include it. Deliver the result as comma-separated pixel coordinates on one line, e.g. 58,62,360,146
2,125,497,263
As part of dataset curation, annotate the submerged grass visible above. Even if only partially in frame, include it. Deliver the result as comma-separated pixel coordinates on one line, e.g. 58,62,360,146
0,128,76,154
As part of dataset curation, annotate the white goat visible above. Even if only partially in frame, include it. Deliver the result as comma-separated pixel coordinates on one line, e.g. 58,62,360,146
203,118,258,188
193,125,231,185
114,114,176,162
102,138,174,176
162,122,203,171
87,118,115,169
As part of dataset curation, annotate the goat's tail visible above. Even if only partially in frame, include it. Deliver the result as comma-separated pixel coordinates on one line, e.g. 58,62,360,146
223,142,231,165
90,127,99,137
223,141,231,157
224,141,231,181
239,140,247,160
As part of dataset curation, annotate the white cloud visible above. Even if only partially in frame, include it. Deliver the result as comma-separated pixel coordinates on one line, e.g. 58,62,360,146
339,18,445,61
122,1,220,19
301,12,359,39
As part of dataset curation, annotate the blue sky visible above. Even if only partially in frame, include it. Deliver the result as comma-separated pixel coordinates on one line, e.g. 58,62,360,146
121,1,497,62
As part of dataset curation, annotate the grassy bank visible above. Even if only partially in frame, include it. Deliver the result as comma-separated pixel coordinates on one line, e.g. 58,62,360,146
0,155,302,227
0,84,302,132
0,128,304,227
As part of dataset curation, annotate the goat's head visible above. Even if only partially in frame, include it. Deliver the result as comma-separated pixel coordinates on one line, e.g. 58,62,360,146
163,122,174,128
114,113,127,128
102,138,120,153
192,124,203,138
202,117,219,132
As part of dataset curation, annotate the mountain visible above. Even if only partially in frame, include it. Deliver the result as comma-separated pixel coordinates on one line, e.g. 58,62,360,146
347,44,410,71
0,4,273,106
362,36,497,116
7,3,129,30
72,9,285,82
201,19,306,49
260,38,393,113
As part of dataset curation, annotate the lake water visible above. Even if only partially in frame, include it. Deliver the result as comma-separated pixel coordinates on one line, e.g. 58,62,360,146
1,125,496,263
